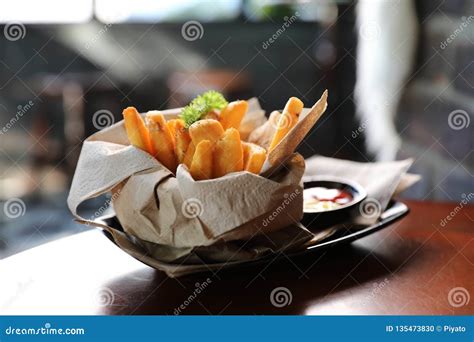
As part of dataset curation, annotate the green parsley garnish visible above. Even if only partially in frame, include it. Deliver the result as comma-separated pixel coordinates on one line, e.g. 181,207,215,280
180,90,228,127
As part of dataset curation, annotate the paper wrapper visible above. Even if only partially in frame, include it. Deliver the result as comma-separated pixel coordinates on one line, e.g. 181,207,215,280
67,102,318,277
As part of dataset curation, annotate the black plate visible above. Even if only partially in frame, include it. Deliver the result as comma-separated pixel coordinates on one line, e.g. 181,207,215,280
96,201,409,269
301,200,408,253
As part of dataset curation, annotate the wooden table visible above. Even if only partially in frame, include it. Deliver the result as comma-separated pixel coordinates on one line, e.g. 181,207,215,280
1,200,472,315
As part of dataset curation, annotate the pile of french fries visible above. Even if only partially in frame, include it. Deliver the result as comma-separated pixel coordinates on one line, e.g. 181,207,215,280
122,94,304,180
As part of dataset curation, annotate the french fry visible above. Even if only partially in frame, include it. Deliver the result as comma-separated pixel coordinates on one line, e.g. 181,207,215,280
190,140,213,180
268,97,304,152
214,128,243,178
242,142,266,174
175,120,191,163
189,119,224,144
263,90,328,174
183,142,195,169
219,100,248,130
172,119,191,164
166,119,181,145
184,119,224,167
146,111,178,172
122,107,155,155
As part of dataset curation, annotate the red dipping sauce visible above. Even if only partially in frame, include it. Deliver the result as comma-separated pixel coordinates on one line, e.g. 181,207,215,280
303,187,353,212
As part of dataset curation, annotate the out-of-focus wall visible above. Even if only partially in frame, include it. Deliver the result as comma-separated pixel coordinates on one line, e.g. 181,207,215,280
397,0,473,201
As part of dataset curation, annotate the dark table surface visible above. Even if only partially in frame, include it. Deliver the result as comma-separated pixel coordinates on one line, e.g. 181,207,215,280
1,200,472,315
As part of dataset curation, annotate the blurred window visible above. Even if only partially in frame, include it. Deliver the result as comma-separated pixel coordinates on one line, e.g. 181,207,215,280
95,0,338,24
95,0,242,23
0,0,93,23
0,0,340,24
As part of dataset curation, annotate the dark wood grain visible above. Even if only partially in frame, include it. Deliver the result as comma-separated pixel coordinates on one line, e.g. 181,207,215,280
1,200,472,315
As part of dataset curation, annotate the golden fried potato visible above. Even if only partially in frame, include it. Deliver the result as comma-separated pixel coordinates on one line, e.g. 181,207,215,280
242,142,266,174
268,97,304,151
219,100,248,130
146,111,178,172
122,107,155,155
189,119,224,145
166,119,181,145
183,142,195,169
168,119,190,164
190,140,213,180
214,128,243,178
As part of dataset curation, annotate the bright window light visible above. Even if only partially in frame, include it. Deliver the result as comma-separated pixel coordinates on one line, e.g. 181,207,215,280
0,0,93,24
95,0,241,23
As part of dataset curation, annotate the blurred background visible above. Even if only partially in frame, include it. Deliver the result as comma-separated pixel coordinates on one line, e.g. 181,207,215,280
0,0,472,258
